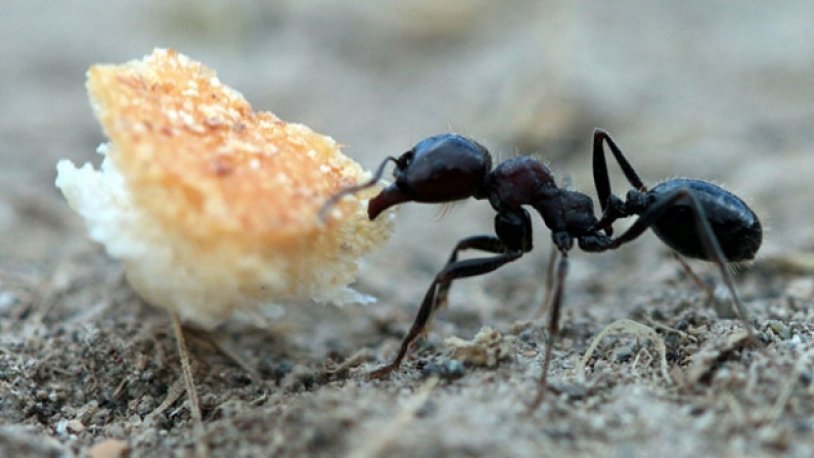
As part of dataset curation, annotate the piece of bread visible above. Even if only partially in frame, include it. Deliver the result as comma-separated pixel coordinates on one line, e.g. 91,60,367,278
56,49,392,328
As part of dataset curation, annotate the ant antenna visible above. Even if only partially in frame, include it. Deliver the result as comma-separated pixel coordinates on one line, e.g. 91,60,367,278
318,156,398,223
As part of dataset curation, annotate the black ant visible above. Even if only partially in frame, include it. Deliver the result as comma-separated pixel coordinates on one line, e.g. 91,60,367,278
321,129,762,407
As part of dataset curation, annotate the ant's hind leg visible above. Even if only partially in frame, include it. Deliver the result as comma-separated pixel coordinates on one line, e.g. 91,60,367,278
591,129,647,235
592,129,646,203
369,249,523,379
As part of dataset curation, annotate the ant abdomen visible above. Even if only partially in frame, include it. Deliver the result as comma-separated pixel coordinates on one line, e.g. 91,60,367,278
646,178,762,262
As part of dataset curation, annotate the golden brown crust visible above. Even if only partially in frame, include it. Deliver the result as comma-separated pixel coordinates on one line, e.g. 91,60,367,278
87,48,367,249
58,49,391,326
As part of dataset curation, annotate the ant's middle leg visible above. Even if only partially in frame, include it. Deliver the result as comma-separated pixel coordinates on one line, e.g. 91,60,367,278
369,248,524,379
535,247,560,318
530,250,569,409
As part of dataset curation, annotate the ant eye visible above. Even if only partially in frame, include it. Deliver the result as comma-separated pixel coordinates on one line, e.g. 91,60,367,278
396,151,414,169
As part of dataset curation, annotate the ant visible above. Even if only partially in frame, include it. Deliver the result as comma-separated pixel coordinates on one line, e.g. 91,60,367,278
321,129,762,407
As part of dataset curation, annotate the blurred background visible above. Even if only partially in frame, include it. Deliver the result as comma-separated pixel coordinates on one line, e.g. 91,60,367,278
2,1,814,456
3,0,812,324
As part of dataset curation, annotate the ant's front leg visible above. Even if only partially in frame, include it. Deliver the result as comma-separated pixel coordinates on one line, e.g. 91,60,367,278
369,247,524,379
434,236,507,310
436,209,533,308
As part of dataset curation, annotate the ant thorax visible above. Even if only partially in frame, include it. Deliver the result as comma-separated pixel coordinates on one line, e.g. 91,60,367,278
485,157,598,236
485,157,557,211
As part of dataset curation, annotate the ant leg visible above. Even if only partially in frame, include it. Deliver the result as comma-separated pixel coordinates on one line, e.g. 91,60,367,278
607,190,755,339
593,129,647,206
369,249,523,379
530,251,569,409
435,236,506,309
672,252,715,302
535,247,559,318
592,129,647,234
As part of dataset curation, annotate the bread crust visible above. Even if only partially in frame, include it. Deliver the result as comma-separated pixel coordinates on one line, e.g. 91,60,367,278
89,48,372,246
57,49,392,327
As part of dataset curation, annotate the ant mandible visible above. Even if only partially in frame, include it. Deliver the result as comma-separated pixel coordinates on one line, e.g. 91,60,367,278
320,129,762,407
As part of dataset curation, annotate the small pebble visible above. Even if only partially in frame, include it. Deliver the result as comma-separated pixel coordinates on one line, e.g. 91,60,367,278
259,358,294,383
421,362,442,379
613,344,635,363
55,419,69,435
768,320,792,340
274,360,294,381
0,291,17,312
421,359,466,381
663,333,681,348
444,359,465,379
67,419,85,433
557,383,589,399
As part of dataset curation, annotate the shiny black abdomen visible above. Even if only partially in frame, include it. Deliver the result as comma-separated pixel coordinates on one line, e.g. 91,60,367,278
647,179,762,262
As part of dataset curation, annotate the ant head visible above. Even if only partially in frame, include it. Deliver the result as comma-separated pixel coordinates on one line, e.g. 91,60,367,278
368,134,492,219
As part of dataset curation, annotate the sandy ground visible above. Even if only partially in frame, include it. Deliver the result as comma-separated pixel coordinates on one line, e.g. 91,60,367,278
2,1,814,457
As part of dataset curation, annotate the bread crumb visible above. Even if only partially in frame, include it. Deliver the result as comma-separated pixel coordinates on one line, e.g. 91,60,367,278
56,49,392,328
